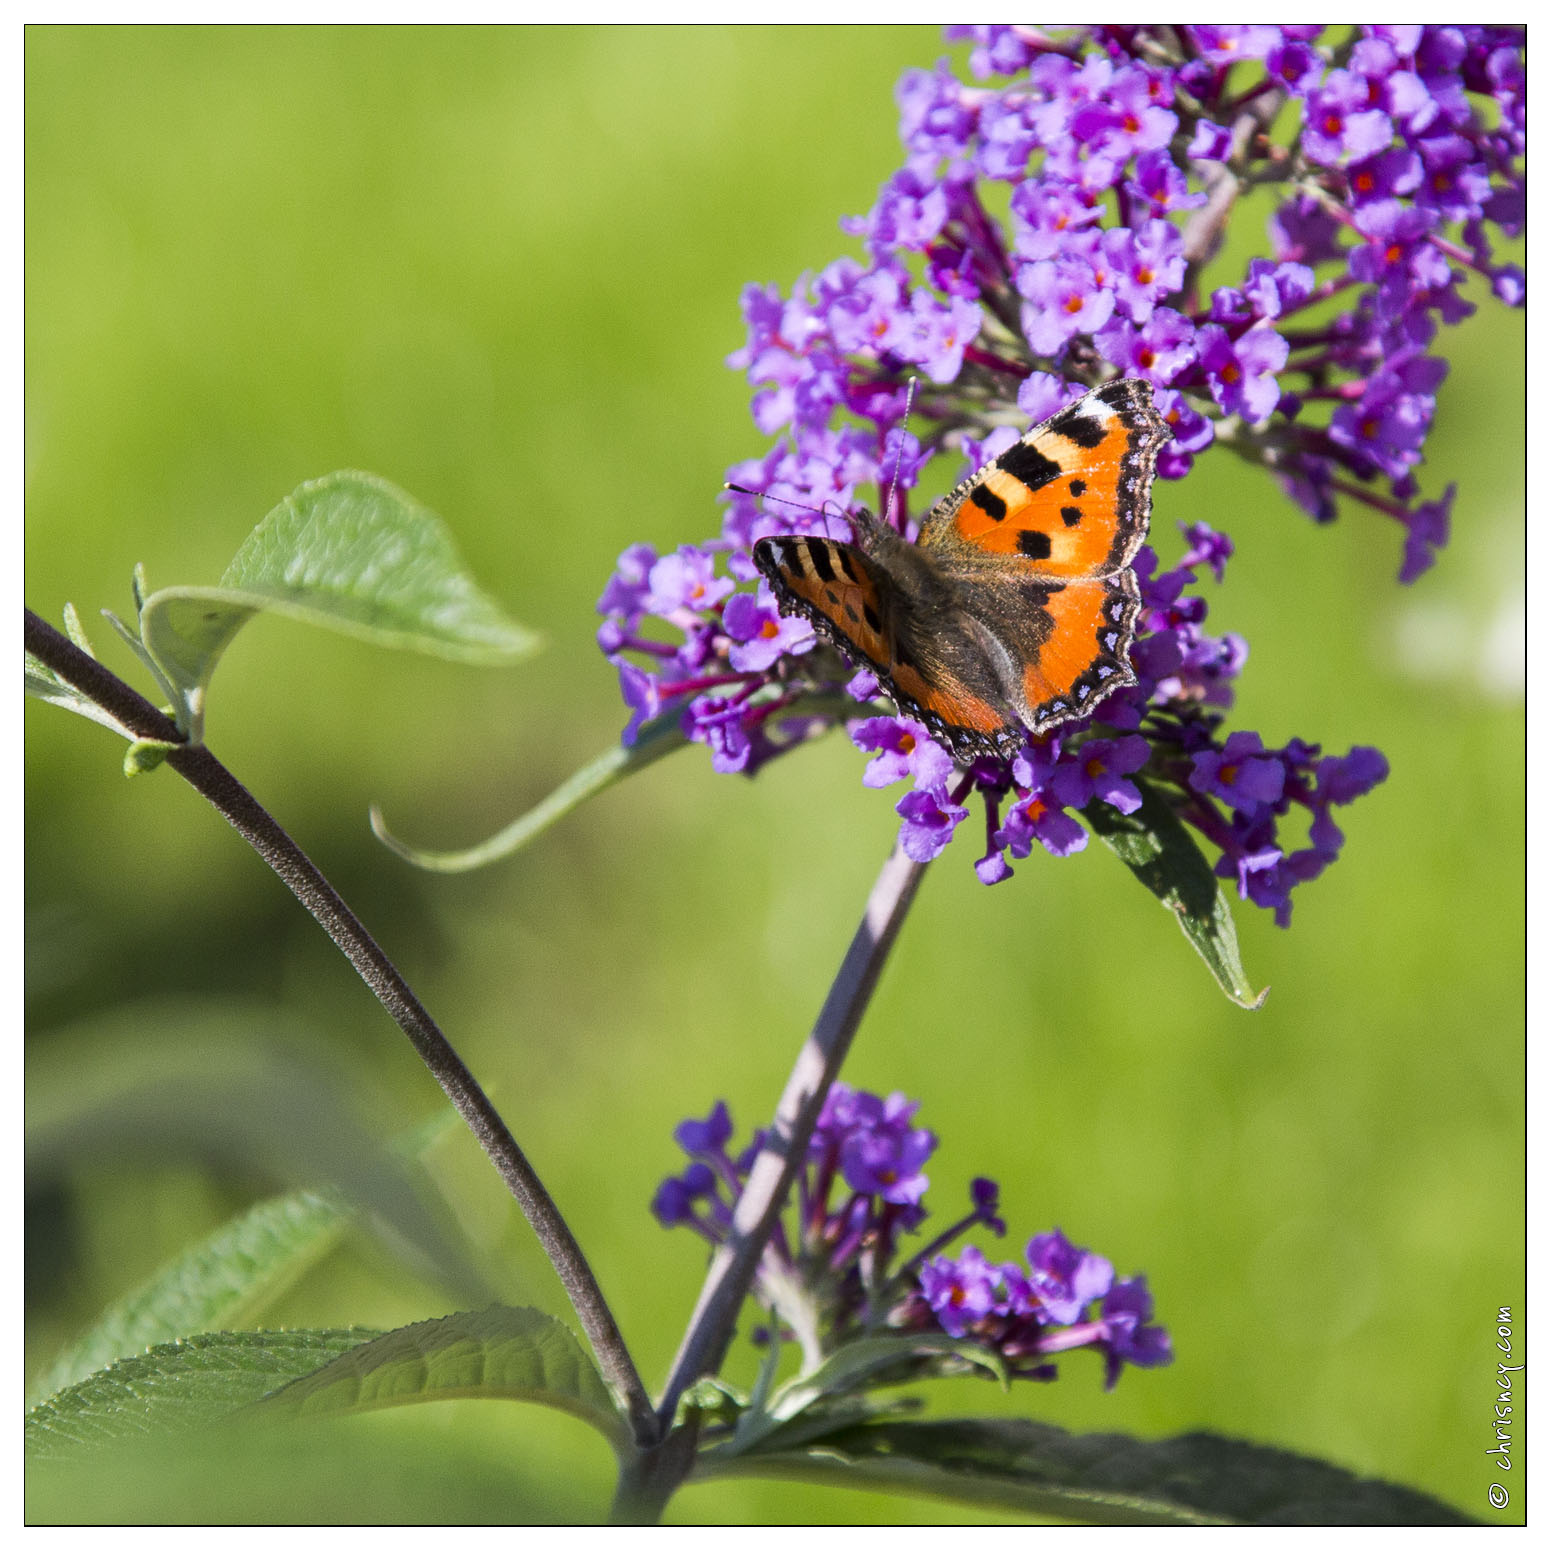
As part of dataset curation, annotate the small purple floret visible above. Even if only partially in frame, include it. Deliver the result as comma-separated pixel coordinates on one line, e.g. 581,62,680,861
852,716,955,791
1190,731,1287,814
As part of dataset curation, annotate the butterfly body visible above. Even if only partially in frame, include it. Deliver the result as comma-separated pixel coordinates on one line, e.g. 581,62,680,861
752,379,1169,760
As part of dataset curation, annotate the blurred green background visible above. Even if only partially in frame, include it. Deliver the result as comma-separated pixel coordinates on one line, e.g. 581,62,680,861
25,26,1524,1526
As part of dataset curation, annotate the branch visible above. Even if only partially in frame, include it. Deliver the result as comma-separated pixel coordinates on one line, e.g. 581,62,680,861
657,840,927,1425
24,607,658,1446
1181,88,1288,272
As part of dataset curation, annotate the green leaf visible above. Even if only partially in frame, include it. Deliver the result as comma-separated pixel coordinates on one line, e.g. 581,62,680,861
25,1329,376,1460
138,471,539,739
682,1374,750,1432
1086,777,1267,1009
370,687,861,873
730,1334,1005,1455
777,1333,1007,1411
61,600,97,656
25,658,130,736
370,707,691,873
700,1417,1475,1526
254,1305,631,1455
27,1191,349,1409
25,1000,494,1311
26,603,132,736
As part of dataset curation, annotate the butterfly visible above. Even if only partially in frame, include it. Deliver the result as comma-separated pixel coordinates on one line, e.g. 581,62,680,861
751,378,1170,761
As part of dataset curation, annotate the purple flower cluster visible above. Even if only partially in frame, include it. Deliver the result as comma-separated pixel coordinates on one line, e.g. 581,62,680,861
911,1231,1171,1390
599,25,1520,919
653,1085,1171,1389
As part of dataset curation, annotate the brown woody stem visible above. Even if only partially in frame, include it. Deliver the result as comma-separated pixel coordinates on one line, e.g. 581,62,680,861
25,607,659,1447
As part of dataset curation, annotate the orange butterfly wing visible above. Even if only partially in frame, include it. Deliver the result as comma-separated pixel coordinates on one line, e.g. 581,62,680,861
1012,572,1141,734
752,533,890,663
880,658,1011,747
920,378,1164,580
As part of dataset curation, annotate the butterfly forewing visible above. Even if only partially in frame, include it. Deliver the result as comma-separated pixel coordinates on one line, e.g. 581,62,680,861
923,379,1165,581
753,531,1016,755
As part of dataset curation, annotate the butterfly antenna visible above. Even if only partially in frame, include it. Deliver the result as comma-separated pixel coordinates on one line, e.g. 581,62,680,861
724,482,847,538
883,377,918,527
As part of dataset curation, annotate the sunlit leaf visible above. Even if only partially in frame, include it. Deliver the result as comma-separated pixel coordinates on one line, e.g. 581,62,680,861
138,471,538,738
26,1329,376,1459
26,665,127,734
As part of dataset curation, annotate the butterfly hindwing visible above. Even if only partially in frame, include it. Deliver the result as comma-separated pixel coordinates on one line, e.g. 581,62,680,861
921,379,1165,581
1013,573,1141,733
878,655,1017,754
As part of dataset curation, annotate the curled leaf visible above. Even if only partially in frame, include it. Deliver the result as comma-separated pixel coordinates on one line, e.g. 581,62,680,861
123,738,177,777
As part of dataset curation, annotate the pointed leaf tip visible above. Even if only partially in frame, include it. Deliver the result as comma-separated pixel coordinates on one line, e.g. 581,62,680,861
1087,778,1265,1009
705,1418,1476,1526
371,707,690,872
